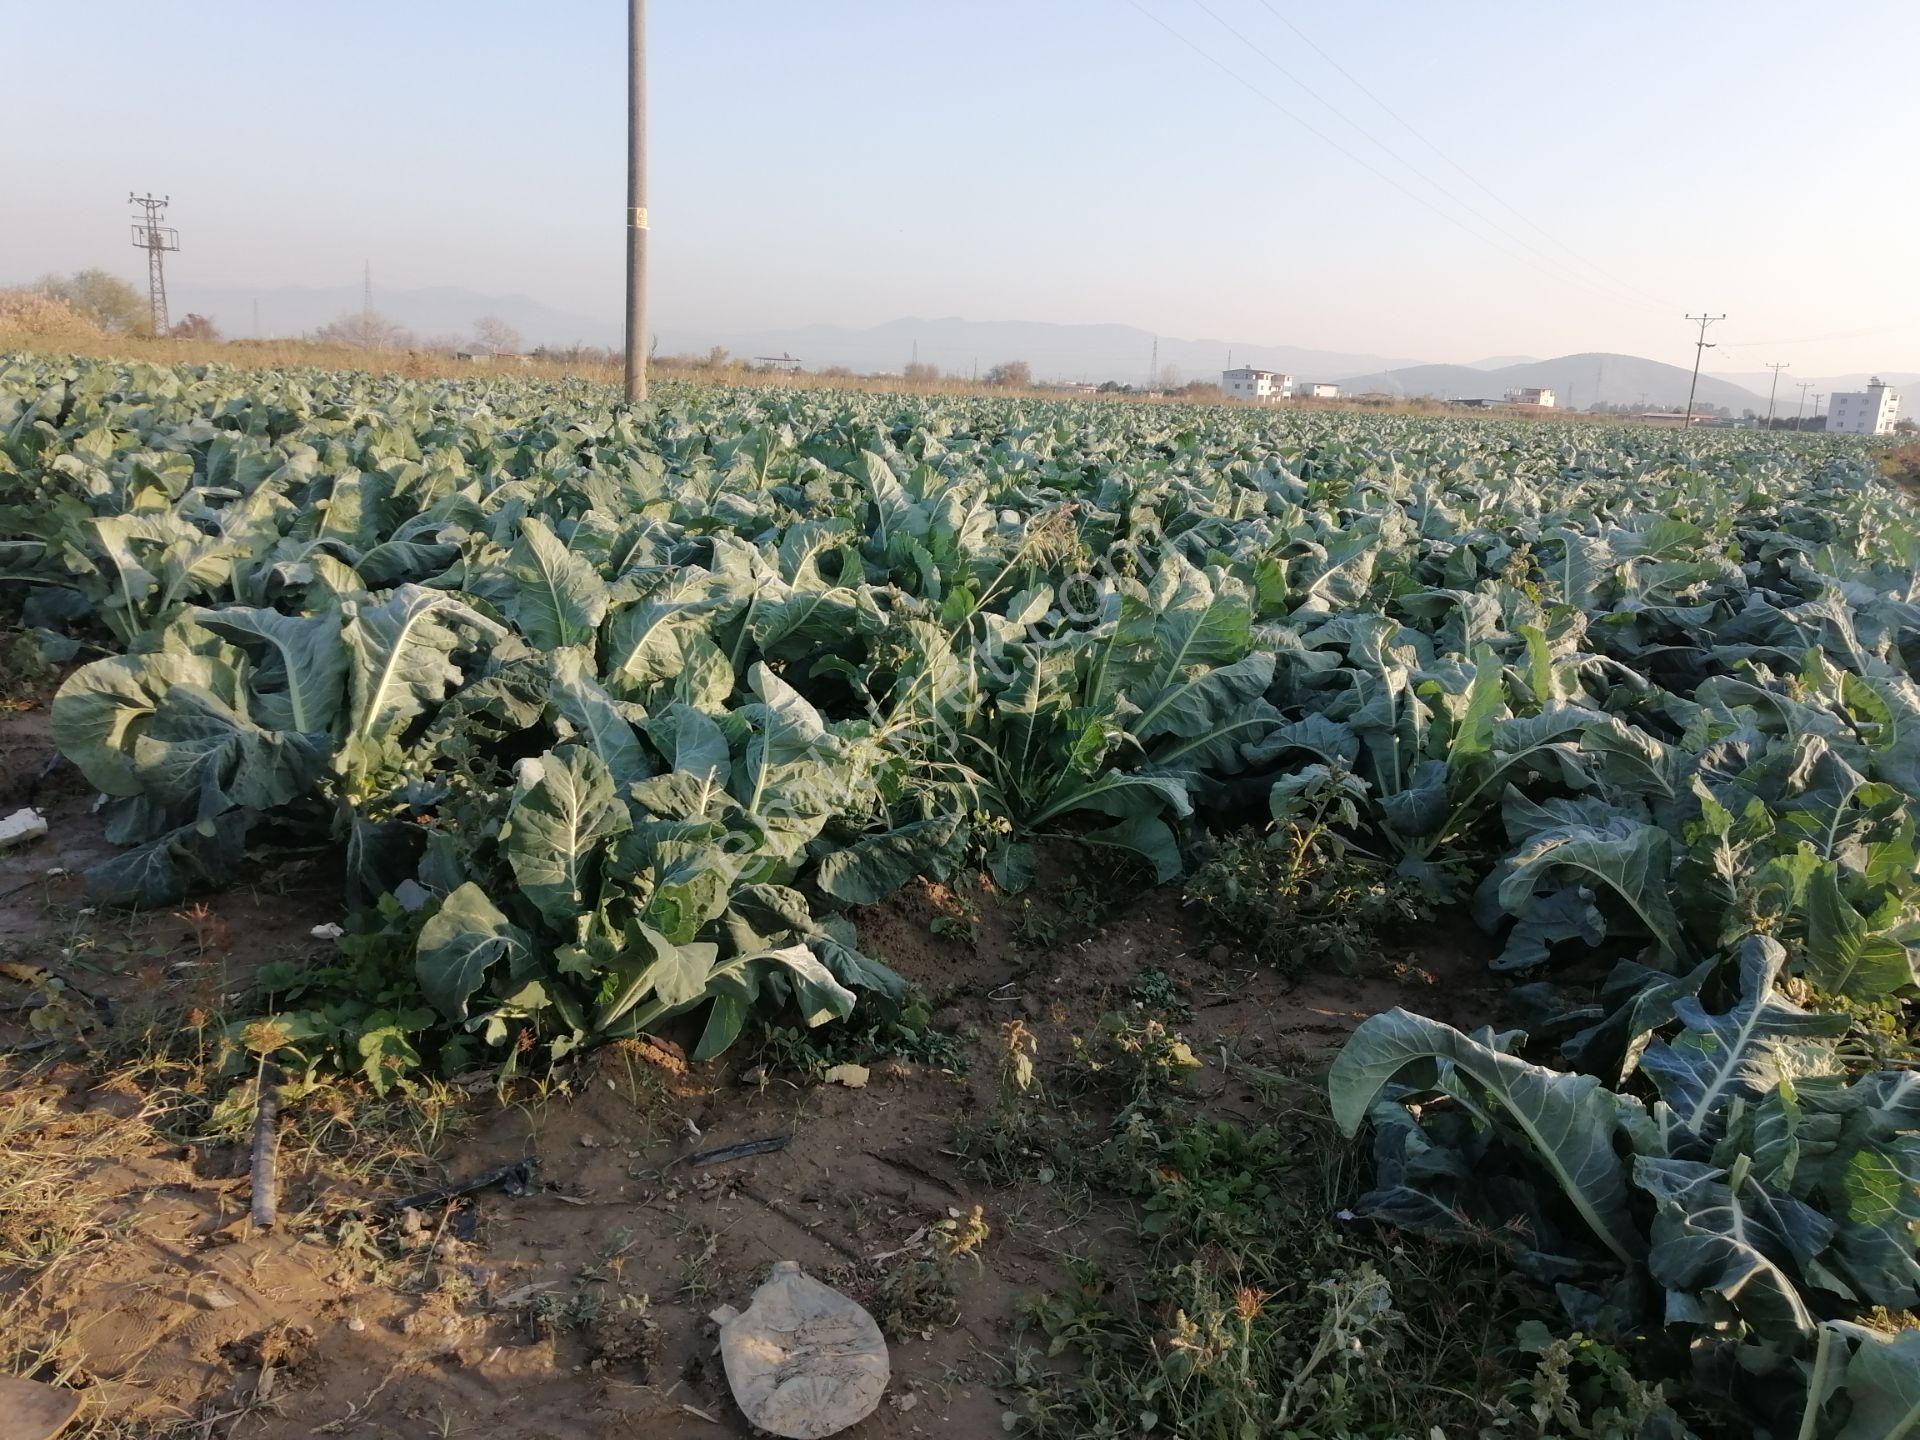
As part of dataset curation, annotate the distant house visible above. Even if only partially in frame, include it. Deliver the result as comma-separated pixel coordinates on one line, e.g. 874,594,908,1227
455,350,533,365
1297,382,1341,399
1827,378,1901,435
1505,386,1556,408
1222,367,1292,402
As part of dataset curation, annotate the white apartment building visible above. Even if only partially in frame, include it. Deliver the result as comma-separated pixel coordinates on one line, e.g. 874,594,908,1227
1826,378,1901,435
1506,386,1556,408
1223,367,1292,401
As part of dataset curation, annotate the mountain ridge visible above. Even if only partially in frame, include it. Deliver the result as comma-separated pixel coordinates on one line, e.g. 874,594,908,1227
74,280,1834,410
1333,352,1770,412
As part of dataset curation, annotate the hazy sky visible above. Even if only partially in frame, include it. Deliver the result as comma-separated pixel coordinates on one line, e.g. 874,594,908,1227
5,0,1916,373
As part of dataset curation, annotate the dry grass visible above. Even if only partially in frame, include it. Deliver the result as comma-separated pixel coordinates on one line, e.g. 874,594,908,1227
0,291,105,339
1880,442,1920,498
0,1066,154,1275
1,329,1622,422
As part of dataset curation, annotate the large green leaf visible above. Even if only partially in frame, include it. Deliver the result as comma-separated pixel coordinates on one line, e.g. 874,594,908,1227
815,813,964,905
1497,814,1686,963
548,647,651,789
130,684,329,818
1632,1155,1828,1338
1828,1322,1920,1440
504,515,609,649
415,883,532,1021
1803,865,1918,1001
51,650,246,797
192,605,348,734
1329,1008,1645,1266
342,584,504,748
504,746,632,928
1639,935,1849,1137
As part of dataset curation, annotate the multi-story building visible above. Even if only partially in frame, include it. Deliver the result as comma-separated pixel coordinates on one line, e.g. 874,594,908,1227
1222,367,1292,402
1826,378,1901,435
1505,387,1556,407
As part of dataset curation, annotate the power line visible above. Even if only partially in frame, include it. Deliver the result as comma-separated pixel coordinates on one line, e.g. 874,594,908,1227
1186,0,1668,316
1717,321,1918,351
1682,312,1725,430
1125,1,1668,316
1250,0,1673,312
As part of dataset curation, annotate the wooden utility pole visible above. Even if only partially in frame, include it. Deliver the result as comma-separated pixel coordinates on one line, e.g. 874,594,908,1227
1763,361,1789,429
1681,312,1724,430
623,0,649,403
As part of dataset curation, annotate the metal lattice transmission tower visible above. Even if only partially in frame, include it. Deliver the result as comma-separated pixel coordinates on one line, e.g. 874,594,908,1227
128,193,179,335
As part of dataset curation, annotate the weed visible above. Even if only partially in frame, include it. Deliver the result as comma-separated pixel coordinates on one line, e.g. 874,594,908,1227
755,988,965,1078
1185,782,1432,978
874,1255,964,1340
1124,966,1190,1019
953,1020,1047,1186
1067,1012,1202,1119
1485,1323,1684,1438
674,1219,723,1305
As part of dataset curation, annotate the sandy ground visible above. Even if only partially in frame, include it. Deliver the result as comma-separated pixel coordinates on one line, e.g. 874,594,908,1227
0,695,1499,1440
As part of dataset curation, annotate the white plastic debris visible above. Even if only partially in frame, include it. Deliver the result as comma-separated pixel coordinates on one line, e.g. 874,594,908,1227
0,808,49,851
821,1063,869,1089
713,1261,890,1439
310,923,345,941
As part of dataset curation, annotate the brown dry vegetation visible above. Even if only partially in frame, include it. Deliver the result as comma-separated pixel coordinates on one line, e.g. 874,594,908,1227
0,294,106,340
0,326,1638,423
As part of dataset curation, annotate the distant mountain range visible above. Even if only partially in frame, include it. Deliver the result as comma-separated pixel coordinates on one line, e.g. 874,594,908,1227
133,283,1902,414
1333,353,1770,412
162,285,1421,384
674,316,1421,387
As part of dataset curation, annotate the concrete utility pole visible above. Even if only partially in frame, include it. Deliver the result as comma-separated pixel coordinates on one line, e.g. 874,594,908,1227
1812,393,1825,430
1763,361,1790,429
1681,312,1725,430
623,0,649,404
128,193,178,336
1795,380,1814,430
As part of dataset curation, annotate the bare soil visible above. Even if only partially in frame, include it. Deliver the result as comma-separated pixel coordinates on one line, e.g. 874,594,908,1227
0,698,1499,1440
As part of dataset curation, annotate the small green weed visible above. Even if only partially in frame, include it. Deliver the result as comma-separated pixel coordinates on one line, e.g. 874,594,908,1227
1185,769,1431,976
755,988,965,1077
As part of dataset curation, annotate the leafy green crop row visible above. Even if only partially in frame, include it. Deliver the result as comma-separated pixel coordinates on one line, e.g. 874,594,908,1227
2,355,1915,1435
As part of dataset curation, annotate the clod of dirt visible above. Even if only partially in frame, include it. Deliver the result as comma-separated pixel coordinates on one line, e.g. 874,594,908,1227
586,1301,659,1374
713,1261,889,1439
0,1375,81,1440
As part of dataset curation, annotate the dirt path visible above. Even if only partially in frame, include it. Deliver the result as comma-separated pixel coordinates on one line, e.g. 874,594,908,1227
1,699,1499,1440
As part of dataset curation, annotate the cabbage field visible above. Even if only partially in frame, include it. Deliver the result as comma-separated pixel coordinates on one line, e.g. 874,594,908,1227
2,356,1917,1436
